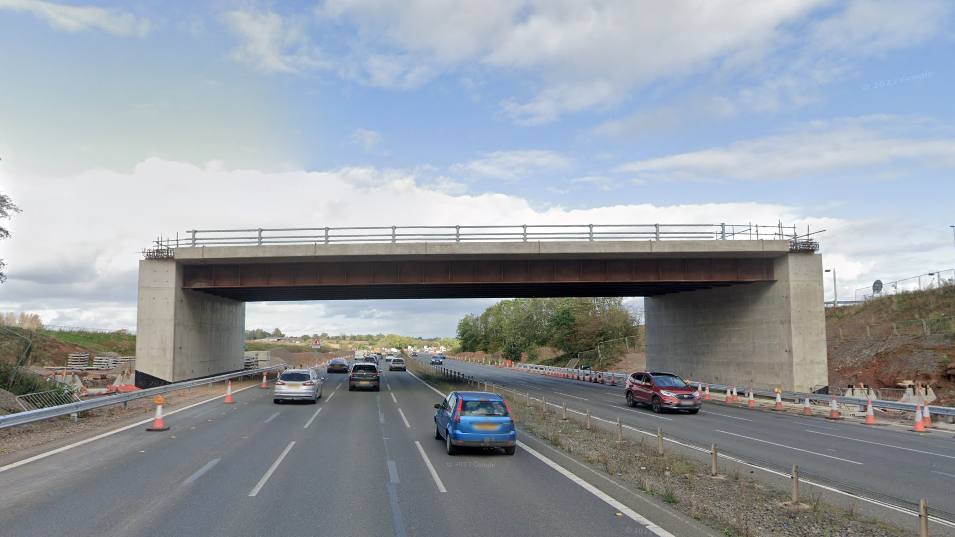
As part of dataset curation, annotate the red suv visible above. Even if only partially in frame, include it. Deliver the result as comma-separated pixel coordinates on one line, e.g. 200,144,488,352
625,372,701,414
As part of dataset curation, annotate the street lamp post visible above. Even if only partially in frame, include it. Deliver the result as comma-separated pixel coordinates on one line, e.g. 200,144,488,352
825,268,837,306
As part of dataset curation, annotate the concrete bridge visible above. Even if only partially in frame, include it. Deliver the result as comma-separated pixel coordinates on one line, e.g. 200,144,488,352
136,225,827,391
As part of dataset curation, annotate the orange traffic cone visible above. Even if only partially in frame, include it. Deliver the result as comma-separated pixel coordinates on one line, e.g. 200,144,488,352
261,372,268,389
912,405,926,432
747,388,756,407
731,385,739,402
827,394,841,419
725,385,732,403
864,399,877,425
224,381,235,404
773,390,784,411
803,394,812,415
704,383,711,400
922,404,934,429
147,397,170,431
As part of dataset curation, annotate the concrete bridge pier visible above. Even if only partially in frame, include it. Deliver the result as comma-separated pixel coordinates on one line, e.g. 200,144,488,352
135,259,245,386
645,253,827,393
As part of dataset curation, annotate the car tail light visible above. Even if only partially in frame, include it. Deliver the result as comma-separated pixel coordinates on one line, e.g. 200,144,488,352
455,398,463,423
303,381,315,386
504,400,514,424
275,380,285,386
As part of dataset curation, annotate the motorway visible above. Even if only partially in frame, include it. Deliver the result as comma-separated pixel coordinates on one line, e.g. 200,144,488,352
0,366,718,537
420,355,955,527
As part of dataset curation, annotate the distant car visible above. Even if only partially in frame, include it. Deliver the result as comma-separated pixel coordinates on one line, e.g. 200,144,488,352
326,358,349,374
349,363,380,391
430,356,443,365
273,369,323,404
384,355,394,364
411,352,418,357
389,358,406,371
434,391,516,455
625,372,701,414
579,364,592,371
363,355,378,364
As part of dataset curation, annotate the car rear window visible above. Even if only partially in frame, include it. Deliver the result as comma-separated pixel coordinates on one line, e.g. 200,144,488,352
352,365,376,372
280,372,310,381
392,359,404,363
460,400,508,417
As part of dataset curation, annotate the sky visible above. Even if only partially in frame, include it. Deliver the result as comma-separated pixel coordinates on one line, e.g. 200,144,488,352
0,0,954,338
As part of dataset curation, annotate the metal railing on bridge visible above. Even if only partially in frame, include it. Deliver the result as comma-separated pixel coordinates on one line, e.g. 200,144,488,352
150,222,805,249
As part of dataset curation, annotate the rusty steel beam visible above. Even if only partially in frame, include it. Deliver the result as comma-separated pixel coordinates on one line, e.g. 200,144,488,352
181,258,773,301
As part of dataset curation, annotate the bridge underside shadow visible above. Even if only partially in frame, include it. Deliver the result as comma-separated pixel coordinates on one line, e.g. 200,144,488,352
136,242,827,391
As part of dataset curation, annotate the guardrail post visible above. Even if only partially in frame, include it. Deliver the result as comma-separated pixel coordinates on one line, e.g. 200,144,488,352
588,224,594,241
527,392,531,407
711,444,718,476
455,225,460,242
654,224,660,241
522,224,527,242
324,227,329,244
561,402,568,420
657,427,664,455
720,223,726,240
257,228,263,246
392,226,397,243
920,498,930,537
792,464,799,503
189,229,197,247
616,417,623,442
586,409,592,430
541,396,547,413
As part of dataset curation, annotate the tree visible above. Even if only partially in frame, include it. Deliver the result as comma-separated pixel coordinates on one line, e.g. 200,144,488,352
0,192,21,283
271,328,284,337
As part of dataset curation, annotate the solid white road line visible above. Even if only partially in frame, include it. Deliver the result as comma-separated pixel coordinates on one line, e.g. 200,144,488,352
518,441,675,537
265,412,280,423
391,393,398,404
406,371,446,398
617,407,673,421
249,441,295,497
805,430,955,460
183,459,220,485
715,430,863,464
700,411,752,422
414,441,447,493
304,408,322,429
554,392,588,400
326,393,334,402
0,383,261,475
397,408,411,428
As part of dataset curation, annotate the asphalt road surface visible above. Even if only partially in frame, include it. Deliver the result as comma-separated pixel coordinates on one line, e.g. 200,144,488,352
0,366,719,537
421,356,955,529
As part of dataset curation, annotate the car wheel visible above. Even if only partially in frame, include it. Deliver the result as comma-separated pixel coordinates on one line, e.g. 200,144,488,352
273,398,279,404
651,396,662,413
688,408,700,414
503,446,516,456
375,386,380,392
626,391,635,407
446,431,458,455
434,422,442,440
348,386,355,391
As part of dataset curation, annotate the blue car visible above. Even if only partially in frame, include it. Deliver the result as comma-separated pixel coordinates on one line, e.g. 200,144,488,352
433,391,517,455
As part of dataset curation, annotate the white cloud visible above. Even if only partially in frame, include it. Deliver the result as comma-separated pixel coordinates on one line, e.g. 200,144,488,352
615,116,955,182
0,0,150,37
451,150,571,180
350,128,383,152
223,9,325,74
316,0,952,124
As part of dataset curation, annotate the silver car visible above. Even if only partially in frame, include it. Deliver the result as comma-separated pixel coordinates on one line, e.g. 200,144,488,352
273,369,323,404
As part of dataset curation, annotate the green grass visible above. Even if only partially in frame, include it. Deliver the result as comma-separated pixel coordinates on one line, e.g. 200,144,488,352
244,341,322,353
37,329,136,355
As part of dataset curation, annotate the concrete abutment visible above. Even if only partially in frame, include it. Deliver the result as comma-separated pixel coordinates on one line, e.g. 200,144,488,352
645,253,827,392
